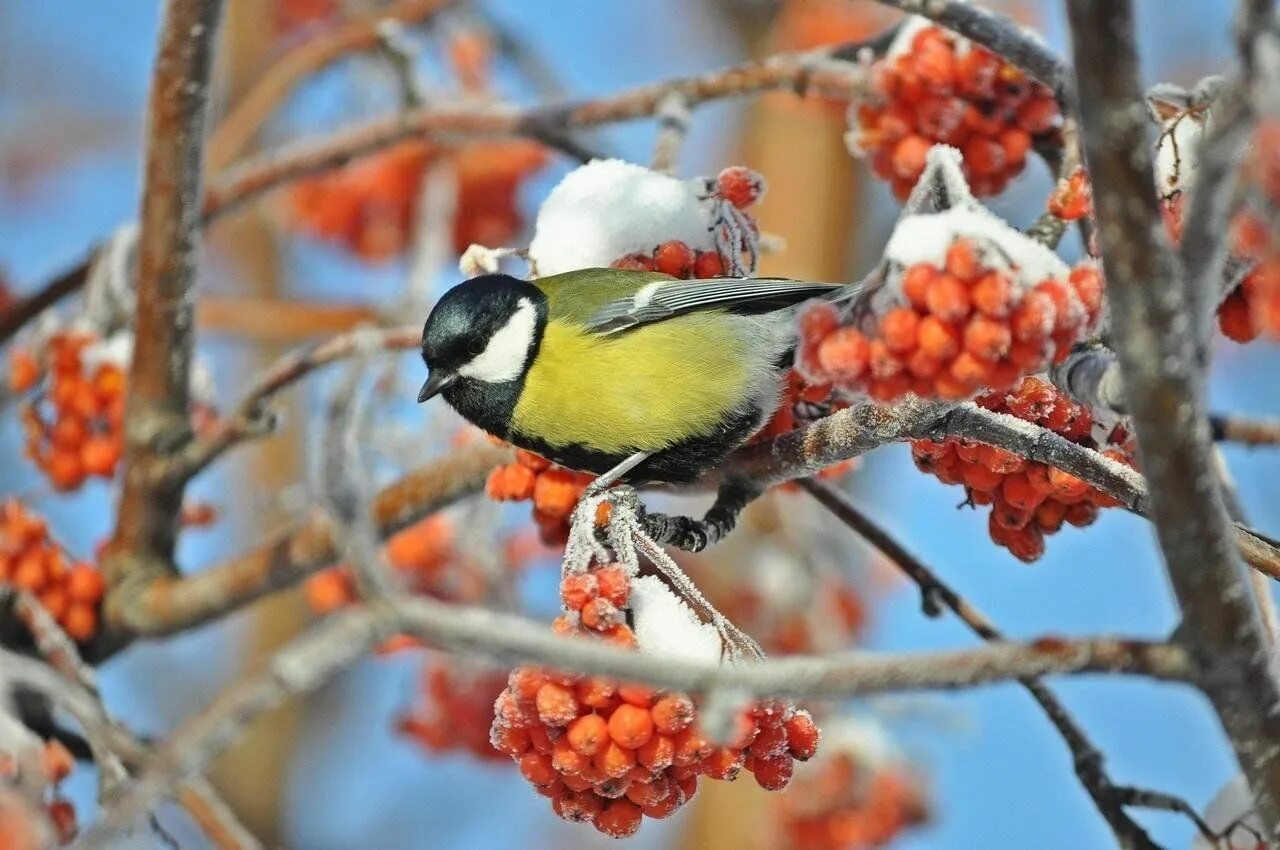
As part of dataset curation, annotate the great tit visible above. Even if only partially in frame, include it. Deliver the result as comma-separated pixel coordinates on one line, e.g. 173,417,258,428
418,268,842,485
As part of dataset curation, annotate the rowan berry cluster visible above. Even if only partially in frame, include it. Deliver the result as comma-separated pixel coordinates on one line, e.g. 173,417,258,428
851,22,1060,199
910,376,1134,562
491,562,821,837
0,500,105,642
9,332,125,492
398,658,511,762
486,448,595,546
610,167,765,278
779,751,928,850
289,140,548,263
798,230,1102,402
0,739,77,845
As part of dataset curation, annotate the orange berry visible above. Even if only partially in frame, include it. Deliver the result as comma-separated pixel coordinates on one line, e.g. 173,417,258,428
491,725,531,756
612,252,655,271
11,548,49,591
1066,500,1100,527
816,327,871,383
556,789,605,823
41,741,74,783
752,753,795,790
637,734,676,771
998,127,1032,167
553,735,589,775
716,166,764,209
63,603,97,642
46,449,86,492
595,799,643,838
594,740,636,779
581,597,622,631
785,711,820,760
1219,291,1257,342
559,573,598,610
526,724,554,754
608,703,655,749
567,713,610,756
1001,473,1043,512
949,351,994,388
626,774,671,808
8,350,40,392
868,339,904,379
901,264,938,311
1047,467,1090,502
518,751,559,786
594,565,630,607
964,315,1012,360
654,240,695,277
932,370,974,400
49,416,87,450
535,682,579,726
576,677,619,711
693,250,725,279
38,586,70,622
533,468,584,518
602,624,638,649
963,137,1006,179
1010,291,1055,342
880,308,921,354
916,315,961,360
703,747,744,780
799,301,841,342
66,563,105,603
650,693,694,735
925,273,971,322
80,435,122,478
944,239,981,281
891,135,932,180
305,569,354,613
1035,499,1068,532
617,683,655,708
672,727,711,766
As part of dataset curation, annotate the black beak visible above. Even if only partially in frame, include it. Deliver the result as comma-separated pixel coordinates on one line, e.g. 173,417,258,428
417,370,456,403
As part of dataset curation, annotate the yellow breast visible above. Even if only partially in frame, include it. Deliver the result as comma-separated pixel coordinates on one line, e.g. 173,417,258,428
512,315,765,455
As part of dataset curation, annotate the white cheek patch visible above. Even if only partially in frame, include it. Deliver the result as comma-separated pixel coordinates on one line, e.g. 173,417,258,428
457,297,538,383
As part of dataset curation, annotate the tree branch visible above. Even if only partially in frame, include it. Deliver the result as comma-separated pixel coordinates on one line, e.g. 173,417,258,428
81,591,1188,845
1066,0,1280,835
101,440,511,642
800,479,1163,849
205,0,459,171
103,0,226,617
0,260,91,347
159,325,419,486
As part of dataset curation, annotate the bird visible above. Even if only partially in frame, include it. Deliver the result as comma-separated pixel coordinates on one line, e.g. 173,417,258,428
417,268,844,488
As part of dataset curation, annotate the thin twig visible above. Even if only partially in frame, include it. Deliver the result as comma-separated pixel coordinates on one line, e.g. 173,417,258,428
800,479,1165,850
205,0,457,171
650,91,691,174
0,260,91,347
1067,0,1280,835
160,325,419,485
1211,414,1280,447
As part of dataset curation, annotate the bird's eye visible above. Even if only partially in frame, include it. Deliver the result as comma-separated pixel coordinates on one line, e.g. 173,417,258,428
467,339,486,357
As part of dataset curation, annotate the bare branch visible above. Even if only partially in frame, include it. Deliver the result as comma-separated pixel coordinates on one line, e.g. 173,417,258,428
160,325,419,485
202,50,873,222
1066,0,1280,834
103,440,511,641
1212,414,1280,446
205,0,457,171
800,479,1163,849
104,0,226,614
0,260,91,347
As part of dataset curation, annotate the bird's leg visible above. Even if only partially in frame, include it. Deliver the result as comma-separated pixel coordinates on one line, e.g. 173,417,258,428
582,451,652,500
640,477,762,552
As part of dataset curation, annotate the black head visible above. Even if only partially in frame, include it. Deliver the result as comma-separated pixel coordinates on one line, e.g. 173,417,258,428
418,274,547,403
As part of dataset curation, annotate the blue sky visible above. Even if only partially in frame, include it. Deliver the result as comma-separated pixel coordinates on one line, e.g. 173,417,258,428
1,2,1272,849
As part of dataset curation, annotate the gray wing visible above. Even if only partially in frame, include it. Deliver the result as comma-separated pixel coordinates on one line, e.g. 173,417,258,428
584,277,845,335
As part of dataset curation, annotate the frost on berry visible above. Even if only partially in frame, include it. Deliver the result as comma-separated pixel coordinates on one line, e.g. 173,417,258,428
848,19,1060,199
799,204,1099,403
909,376,1136,562
492,556,821,836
